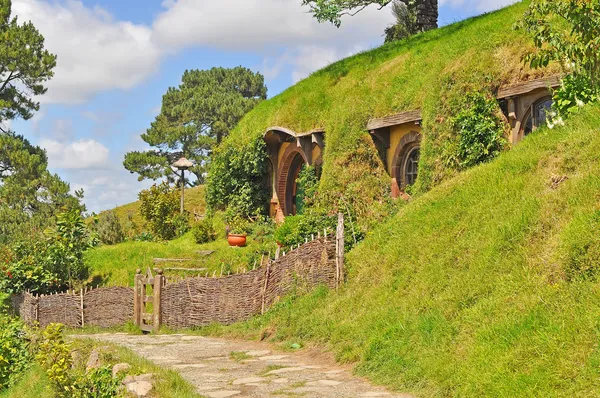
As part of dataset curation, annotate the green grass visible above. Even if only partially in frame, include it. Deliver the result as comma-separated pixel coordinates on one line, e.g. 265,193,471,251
1,339,203,398
85,213,275,286
0,365,53,398
195,105,600,397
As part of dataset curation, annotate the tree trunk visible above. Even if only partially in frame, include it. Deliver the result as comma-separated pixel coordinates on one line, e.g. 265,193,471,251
416,0,438,32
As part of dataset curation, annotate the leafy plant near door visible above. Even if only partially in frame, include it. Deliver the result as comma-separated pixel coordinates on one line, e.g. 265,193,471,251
516,0,600,117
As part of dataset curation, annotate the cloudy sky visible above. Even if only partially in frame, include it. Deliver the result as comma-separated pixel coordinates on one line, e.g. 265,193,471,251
10,0,518,213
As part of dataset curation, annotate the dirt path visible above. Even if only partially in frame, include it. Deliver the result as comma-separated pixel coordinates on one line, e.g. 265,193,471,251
77,333,413,398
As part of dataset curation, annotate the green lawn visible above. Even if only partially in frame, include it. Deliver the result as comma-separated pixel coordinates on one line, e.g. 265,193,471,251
197,105,600,397
86,213,276,287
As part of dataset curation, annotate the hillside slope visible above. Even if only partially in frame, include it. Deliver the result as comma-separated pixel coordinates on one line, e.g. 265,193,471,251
212,1,559,229
220,105,600,397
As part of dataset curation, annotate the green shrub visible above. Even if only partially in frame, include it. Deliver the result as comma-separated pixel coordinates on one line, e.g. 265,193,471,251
193,218,217,244
172,212,191,238
452,92,507,169
0,315,31,390
35,324,73,396
274,215,304,247
0,209,95,294
91,211,124,245
134,231,154,242
206,137,269,218
227,216,251,235
35,324,123,398
72,366,122,398
251,215,275,243
138,182,180,241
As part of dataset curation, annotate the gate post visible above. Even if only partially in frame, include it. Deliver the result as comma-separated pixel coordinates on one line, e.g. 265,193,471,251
133,269,142,327
336,212,345,288
153,269,164,332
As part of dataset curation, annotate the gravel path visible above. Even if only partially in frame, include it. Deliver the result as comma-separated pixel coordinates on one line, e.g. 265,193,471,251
77,333,414,398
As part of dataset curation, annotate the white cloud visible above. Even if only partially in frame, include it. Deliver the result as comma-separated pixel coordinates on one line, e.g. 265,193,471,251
440,0,518,13
40,138,110,169
12,0,162,104
152,0,392,51
153,0,393,80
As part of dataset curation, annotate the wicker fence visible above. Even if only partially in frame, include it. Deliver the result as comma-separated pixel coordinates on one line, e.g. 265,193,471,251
11,286,133,328
12,215,344,330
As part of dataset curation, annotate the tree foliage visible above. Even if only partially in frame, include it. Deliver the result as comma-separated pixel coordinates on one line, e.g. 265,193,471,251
0,132,84,244
124,67,267,185
516,0,600,115
205,137,269,218
384,0,419,43
0,209,96,294
302,0,392,27
0,0,57,128
138,182,184,241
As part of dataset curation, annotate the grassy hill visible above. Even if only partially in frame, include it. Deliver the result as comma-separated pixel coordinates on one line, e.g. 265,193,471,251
208,105,600,396
212,1,560,233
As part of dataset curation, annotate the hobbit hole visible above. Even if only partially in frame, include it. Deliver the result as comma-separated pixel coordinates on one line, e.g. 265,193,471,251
264,127,324,221
260,76,561,219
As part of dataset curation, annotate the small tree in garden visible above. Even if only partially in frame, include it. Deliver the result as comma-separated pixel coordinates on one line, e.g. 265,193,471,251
138,182,184,241
517,0,600,116
124,67,267,185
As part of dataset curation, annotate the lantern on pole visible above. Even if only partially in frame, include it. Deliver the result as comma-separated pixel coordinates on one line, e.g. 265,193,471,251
172,157,194,214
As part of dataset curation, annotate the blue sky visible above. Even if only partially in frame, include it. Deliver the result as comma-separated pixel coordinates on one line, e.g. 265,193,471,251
8,0,518,213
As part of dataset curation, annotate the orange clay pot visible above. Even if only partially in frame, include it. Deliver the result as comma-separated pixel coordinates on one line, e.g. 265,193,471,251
227,234,247,247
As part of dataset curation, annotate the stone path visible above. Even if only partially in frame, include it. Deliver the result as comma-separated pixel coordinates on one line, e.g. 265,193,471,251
77,333,413,398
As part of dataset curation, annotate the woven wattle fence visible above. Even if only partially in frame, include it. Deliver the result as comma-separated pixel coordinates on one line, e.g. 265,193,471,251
13,215,345,330
161,236,338,329
11,286,133,328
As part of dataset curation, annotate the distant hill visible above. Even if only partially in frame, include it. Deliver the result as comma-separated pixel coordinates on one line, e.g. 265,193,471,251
93,185,206,233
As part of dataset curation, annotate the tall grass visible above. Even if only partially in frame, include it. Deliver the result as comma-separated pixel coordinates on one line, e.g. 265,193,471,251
212,105,600,397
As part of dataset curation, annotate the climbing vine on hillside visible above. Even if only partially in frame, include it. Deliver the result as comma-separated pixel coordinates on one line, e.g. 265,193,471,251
206,137,269,218
451,93,507,169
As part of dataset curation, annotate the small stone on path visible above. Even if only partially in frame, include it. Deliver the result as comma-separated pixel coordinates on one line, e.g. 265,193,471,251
126,380,153,397
266,366,307,375
258,355,289,361
206,390,242,398
112,362,131,378
232,376,267,385
245,350,271,356
307,379,343,386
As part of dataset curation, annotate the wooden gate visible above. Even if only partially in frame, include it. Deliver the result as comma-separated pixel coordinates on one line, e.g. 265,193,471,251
134,268,165,333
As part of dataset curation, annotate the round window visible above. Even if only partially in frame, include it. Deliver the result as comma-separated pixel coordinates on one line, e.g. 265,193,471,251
403,147,420,187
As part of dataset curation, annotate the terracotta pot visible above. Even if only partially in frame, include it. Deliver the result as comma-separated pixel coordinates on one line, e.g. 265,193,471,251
227,234,247,247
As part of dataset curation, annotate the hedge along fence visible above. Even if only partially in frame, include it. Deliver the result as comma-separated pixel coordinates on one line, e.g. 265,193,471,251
13,216,345,329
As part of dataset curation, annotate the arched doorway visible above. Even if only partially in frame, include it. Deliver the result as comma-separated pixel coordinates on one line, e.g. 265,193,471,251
277,146,308,216
286,153,306,216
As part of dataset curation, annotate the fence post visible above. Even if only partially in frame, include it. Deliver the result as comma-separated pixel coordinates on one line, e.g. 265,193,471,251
153,269,164,333
133,269,142,327
336,212,345,289
80,288,85,328
261,260,272,315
